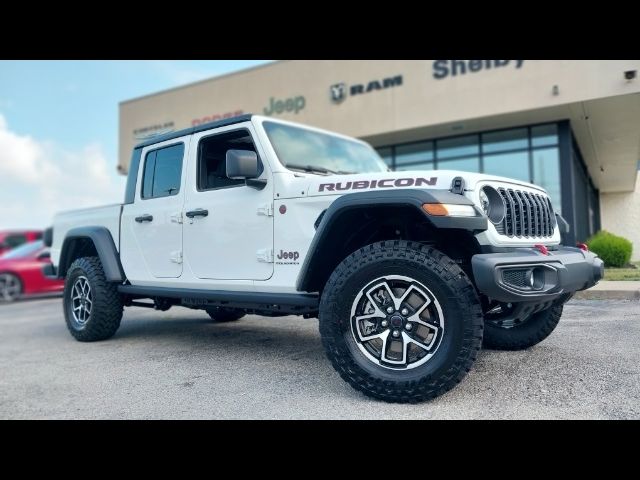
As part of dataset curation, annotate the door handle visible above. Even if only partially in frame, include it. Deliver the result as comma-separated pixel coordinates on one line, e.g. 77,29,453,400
185,209,209,219
135,214,153,223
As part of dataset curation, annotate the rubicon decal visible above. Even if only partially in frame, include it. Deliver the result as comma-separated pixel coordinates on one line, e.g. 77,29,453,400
319,177,437,192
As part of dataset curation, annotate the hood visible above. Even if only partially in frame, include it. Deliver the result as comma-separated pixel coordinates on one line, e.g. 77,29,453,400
275,170,547,199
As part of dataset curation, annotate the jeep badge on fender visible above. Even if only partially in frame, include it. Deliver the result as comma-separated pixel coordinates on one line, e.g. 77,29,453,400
48,114,604,404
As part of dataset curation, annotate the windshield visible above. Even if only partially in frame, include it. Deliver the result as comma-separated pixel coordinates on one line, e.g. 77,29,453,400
263,121,389,175
0,240,43,260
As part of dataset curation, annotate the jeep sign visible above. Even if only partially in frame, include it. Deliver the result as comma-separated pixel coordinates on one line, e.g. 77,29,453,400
263,96,306,116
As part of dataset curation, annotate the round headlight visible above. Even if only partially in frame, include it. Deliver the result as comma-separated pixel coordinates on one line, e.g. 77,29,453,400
480,186,506,225
479,189,490,215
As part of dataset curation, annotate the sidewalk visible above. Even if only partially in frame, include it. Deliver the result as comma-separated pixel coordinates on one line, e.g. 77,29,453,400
574,281,640,300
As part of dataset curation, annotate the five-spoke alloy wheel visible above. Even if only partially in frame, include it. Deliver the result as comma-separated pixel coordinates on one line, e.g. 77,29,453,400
70,276,93,326
350,275,444,370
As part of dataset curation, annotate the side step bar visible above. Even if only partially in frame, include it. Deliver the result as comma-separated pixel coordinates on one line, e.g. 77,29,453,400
117,285,319,315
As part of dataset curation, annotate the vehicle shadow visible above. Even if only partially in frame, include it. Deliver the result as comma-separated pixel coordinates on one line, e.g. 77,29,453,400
114,313,325,360
0,293,62,306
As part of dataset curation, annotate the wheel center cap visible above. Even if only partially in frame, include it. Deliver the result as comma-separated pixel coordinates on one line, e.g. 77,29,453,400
390,315,403,327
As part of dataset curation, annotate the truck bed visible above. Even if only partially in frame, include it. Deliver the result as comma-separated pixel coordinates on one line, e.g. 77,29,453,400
51,204,122,266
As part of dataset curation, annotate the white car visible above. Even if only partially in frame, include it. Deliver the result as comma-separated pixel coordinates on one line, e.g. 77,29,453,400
44,115,603,403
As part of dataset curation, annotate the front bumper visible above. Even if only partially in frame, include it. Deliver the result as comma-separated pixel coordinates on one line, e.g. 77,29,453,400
472,246,604,303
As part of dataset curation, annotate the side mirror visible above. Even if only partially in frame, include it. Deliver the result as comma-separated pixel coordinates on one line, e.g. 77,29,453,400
226,149,267,190
37,251,51,261
226,149,260,179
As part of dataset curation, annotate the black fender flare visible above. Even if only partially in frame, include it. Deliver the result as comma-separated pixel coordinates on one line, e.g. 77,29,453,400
296,189,487,292
58,226,125,282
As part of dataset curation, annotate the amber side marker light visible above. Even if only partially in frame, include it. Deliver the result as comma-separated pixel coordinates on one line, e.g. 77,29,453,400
422,203,477,217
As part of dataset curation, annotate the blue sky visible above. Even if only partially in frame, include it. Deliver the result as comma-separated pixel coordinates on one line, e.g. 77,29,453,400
0,60,272,229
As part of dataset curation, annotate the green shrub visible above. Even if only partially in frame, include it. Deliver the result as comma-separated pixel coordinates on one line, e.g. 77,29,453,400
586,230,633,268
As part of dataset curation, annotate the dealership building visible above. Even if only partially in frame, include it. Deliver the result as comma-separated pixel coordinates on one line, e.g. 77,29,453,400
119,60,640,259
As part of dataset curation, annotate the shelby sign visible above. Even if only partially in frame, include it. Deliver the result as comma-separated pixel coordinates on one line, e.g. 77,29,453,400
432,60,524,79
330,75,403,103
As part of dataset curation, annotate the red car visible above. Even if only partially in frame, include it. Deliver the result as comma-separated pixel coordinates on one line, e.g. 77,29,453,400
0,240,64,302
0,230,43,256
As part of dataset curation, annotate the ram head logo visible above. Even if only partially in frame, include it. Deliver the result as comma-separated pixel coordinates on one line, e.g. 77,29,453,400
330,82,347,103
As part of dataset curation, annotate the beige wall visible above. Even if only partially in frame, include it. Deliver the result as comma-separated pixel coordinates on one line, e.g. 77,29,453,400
601,173,640,261
119,60,640,183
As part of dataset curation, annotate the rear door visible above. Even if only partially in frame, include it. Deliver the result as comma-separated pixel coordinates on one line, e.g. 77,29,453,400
120,137,190,281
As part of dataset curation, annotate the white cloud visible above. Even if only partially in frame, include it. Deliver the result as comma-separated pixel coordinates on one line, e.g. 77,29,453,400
146,60,212,86
0,114,125,229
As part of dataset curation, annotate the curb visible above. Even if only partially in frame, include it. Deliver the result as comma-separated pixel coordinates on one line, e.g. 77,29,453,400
573,289,640,300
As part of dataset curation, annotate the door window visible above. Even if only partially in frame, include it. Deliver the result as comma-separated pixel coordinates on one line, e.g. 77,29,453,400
197,129,261,191
141,143,184,199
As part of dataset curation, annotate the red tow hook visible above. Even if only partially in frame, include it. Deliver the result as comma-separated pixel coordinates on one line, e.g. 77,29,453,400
577,243,589,252
534,244,550,255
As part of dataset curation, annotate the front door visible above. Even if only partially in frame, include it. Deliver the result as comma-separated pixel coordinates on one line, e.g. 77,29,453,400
183,124,274,281
120,138,189,280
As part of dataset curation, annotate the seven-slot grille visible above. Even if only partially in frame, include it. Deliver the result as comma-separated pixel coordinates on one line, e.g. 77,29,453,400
495,188,555,238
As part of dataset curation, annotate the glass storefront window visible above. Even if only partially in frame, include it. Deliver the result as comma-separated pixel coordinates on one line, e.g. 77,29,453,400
482,128,528,153
483,151,530,183
532,147,561,213
376,147,393,168
376,123,564,213
438,157,480,173
437,135,478,159
395,141,434,166
396,161,435,171
531,124,558,147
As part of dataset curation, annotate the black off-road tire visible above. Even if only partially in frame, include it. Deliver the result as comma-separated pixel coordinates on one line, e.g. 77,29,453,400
63,256,123,342
205,307,245,323
483,304,563,350
319,240,484,403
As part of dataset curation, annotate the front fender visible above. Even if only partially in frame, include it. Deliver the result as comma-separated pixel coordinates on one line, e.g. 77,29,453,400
296,189,486,292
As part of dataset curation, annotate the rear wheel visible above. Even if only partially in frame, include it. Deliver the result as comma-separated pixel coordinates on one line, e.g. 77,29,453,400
319,240,484,403
0,273,22,302
205,307,245,323
64,256,123,342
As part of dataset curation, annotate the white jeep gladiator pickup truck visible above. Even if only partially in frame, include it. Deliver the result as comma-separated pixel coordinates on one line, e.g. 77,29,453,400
44,114,604,403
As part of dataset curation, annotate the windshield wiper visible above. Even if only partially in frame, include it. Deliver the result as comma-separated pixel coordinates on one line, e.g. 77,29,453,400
286,164,355,175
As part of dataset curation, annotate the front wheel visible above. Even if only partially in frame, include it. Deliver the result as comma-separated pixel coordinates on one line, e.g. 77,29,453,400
63,256,123,342
319,240,484,403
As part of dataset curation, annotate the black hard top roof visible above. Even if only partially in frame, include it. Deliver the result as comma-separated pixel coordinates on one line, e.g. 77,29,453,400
134,113,254,149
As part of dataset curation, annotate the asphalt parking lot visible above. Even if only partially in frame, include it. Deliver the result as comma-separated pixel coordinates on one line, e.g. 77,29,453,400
0,297,638,419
